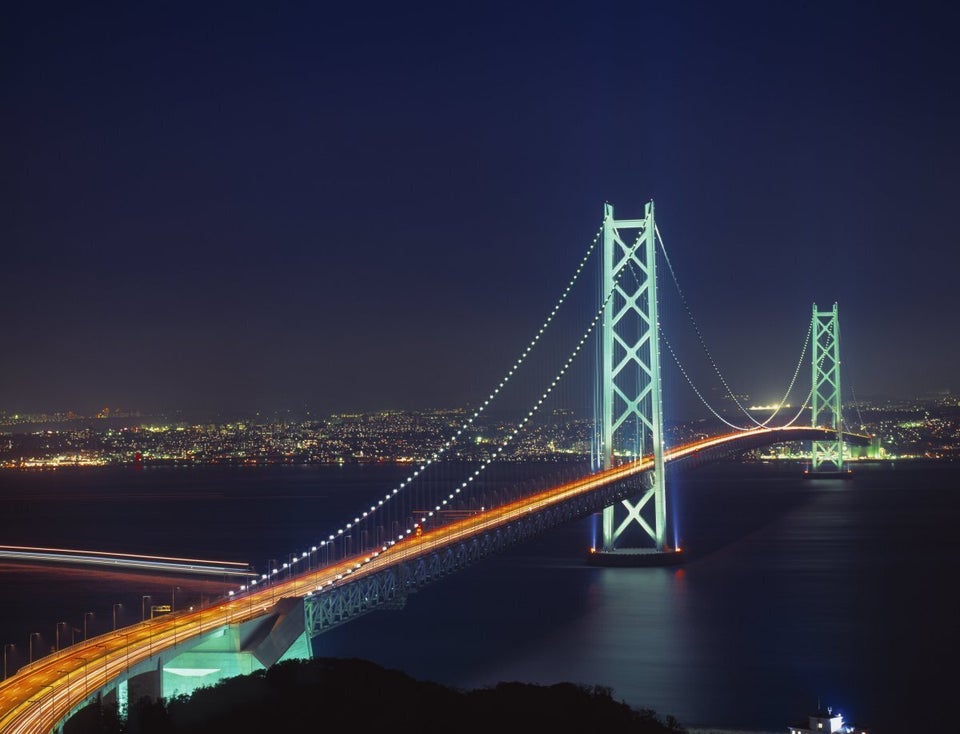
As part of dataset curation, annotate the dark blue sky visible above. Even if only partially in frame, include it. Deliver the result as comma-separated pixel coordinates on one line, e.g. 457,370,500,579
3,2,958,419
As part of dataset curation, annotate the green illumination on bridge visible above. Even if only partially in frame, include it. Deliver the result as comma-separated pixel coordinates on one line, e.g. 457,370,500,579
598,201,669,552
811,302,844,472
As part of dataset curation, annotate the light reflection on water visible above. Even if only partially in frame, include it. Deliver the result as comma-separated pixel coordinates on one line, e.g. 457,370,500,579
468,567,688,693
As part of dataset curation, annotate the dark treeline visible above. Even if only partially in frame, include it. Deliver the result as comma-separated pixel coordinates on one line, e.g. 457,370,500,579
64,657,687,733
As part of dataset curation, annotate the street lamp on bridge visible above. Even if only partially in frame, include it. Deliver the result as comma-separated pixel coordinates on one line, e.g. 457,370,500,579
76,656,89,698
91,644,107,686
28,632,40,664
142,595,152,621
112,603,123,631
57,669,70,711
83,612,94,641
120,632,132,671
39,683,54,721
3,643,14,681
55,621,67,651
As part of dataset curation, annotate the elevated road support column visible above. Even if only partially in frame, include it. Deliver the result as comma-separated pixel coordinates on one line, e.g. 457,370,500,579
57,600,313,731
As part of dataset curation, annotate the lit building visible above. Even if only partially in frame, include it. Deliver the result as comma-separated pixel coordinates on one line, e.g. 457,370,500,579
787,705,870,734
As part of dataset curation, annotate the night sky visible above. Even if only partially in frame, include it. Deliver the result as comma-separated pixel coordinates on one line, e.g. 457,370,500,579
3,2,958,420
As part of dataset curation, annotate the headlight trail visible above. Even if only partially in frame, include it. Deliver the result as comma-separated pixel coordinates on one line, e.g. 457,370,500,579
0,545,257,577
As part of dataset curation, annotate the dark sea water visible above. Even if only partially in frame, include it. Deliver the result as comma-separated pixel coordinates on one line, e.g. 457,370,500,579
1,461,957,733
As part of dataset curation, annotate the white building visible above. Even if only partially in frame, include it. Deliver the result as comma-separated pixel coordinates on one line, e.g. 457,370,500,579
787,705,870,734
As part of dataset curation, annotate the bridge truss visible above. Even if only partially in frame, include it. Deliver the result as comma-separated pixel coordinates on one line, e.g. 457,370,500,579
306,470,650,636
596,201,672,557
811,302,843,472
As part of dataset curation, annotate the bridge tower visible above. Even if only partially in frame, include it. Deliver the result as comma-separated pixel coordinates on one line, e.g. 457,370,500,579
590,200,678,565
810,302,844,473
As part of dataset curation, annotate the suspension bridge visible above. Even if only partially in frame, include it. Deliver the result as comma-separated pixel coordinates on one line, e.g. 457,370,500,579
0,201,870,732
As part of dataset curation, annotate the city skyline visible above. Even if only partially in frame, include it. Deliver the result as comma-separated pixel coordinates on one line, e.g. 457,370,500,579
4,2,958,418
3,395,956,471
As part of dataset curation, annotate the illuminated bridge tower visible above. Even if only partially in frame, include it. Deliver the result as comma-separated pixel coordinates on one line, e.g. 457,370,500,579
809,302,845,474
589,200,679,566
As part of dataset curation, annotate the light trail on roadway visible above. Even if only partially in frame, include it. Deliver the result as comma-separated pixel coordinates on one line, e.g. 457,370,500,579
0,546,258,578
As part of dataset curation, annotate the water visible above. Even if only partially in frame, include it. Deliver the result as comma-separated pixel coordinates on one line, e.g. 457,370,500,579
1,461,957,732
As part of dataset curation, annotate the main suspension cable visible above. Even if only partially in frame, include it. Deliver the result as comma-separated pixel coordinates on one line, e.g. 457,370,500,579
656,223,816,428
780,328,837,427
410,226,649,534
655,223,757,422
306,220,606,563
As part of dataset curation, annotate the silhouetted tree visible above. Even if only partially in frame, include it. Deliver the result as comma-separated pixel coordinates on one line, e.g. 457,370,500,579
63,658,687,734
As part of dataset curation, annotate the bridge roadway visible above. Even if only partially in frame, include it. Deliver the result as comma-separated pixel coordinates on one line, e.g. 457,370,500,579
0,426,864,732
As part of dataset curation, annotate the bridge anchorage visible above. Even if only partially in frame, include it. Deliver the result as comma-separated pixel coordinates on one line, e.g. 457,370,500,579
588,201,681,567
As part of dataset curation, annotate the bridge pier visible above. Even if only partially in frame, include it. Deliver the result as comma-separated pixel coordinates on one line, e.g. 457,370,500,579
160,633,263,700
586,547,684,566
128,666,162,707
158,598,312,700
59,599,313,730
